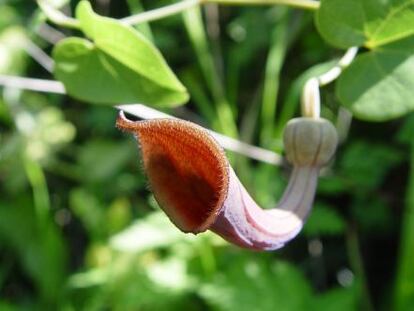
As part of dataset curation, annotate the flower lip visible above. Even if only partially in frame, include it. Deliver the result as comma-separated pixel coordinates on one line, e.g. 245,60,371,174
116,111,230,233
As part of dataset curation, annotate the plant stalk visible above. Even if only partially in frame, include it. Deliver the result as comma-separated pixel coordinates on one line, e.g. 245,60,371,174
38,0,319,30
122,0,202,25
260,9,289,146
123,0,319,26
24,157,51,230
206,0,319,10
394,141,414,310
37,0,80,29
346,224,374,311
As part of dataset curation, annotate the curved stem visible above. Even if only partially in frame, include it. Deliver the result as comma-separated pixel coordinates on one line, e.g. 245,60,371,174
37,0,80,29
301,78,320,119
301,47,358,118
317,47,358,86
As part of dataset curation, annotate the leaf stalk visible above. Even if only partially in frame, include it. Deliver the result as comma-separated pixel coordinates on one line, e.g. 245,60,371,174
123,0,319,26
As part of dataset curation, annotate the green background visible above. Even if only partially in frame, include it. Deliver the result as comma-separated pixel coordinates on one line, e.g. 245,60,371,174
0,0,413,310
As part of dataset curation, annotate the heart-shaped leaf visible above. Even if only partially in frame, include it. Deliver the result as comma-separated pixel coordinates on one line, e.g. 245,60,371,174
53,1,188,106
337,37,414,121
316,0,414,121
316,0,414,49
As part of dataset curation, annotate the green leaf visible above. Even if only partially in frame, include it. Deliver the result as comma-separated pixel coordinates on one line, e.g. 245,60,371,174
200,257,312,311
0,27,27,74
0,301,20,311
394,142,414,310
69,188,104,238
397,113,414,144
0,200,67,303
337,37,414,121
318,1,414,120
310,286,358,311
316,0,414,49
352,196,394,233
339,141,403,191
77,139,133,183
53,1,188,106
0,5,20,32
316,0,366,49
110,212,188,253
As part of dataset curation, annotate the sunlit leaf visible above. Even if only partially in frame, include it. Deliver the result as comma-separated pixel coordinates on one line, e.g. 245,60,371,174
317,0,414,120
337,37,414,121
310,286,358,311
0,27,27,74
0,5,20,32
53,1,188,106
316,0,414,49
110,212,190,253
200,257,312,311
0,200,67,302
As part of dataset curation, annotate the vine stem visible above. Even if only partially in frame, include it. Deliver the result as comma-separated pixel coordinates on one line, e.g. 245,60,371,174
346,224,374,311
38,0,319,30
37,0,80,29
0,75,65,94
206,0,319,10
23,39,54,73
317,47,358,86
301,47,358,119
123,0,319,25
121,0,202,25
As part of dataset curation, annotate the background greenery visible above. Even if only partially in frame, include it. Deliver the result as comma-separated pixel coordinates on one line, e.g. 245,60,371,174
0,0,413,310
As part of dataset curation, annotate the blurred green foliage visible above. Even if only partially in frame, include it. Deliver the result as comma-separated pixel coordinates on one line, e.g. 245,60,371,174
0,1,413,310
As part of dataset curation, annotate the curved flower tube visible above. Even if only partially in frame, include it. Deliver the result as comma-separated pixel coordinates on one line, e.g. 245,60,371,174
116,111,337,250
